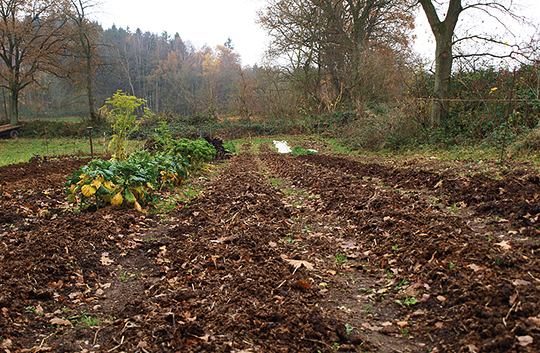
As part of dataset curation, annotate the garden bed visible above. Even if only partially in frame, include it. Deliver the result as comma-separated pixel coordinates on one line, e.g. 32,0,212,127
0,146,539,352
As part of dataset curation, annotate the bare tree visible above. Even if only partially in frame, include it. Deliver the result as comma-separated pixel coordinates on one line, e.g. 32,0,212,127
65,0,104,123
258,0,415,108
0,0,71,126
418,0,528,126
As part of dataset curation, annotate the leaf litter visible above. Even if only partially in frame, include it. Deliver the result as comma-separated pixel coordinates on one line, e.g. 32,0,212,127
0,150,539,352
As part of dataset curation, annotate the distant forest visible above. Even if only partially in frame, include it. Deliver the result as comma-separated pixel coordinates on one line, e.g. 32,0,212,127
4,0,540,152
18,26,259,119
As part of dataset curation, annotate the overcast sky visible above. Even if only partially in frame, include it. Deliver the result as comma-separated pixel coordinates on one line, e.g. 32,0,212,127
95,0,539,67
97,0,267,66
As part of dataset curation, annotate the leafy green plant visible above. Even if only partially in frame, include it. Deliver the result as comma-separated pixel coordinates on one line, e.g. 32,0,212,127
280,236,296,244
169,138,216,170
395,295,419,307
78,314,101,328
67,148,191,211
399,326,409,336
101,90,154,161
334,253,349,266
291,146,317,156
154,117,173,151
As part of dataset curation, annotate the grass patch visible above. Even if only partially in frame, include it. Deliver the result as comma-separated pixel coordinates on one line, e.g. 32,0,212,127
0,138,142,166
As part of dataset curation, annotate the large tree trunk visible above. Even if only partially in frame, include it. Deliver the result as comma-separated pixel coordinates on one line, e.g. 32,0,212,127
85,54,98,123
431,31,454,126
9,87,19,126
419,0,462,126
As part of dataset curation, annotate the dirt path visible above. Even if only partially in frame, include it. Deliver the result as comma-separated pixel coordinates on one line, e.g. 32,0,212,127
0,150,539,352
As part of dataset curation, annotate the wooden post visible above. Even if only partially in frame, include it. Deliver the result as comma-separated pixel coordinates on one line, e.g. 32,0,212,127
87,127,94,159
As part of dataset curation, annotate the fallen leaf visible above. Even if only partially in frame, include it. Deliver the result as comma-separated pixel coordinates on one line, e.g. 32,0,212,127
0,338,12,348
50,317,73,326
436,295,446,302
396,321,409,327
361,322,382,331
326,269,337,276
494,240,512,250
434,180,443,188
284,259,314,271
340,241,358,250
467,344,478,353
35,304,44,315
412,310,425,316
100,254,114,266
509,293,518,305
68,291,82,300
517,335,533,346
1,307,8,317
269,241,277,247
183,311,197,322
137,341,149,349
435,322,444,329
196,333,211,342
377,288,388,294
467,264,482,272
405,282,423,297
528,316,540,326
513,279,531,286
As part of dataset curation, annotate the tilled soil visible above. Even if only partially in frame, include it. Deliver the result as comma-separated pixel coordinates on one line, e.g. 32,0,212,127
0,149,539,353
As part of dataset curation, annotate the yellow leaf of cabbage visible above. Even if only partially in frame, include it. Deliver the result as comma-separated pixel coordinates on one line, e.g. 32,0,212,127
81,184,97,197
90,179,102,188
111,192,123,206
104,181,115,191
134,200,143,212
70,184,76,193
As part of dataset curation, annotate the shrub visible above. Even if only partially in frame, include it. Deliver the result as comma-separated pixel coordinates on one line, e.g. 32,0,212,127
101,90,154,161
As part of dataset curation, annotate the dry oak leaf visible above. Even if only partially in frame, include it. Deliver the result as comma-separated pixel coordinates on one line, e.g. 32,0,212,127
517,335,533,347
281,255,314,271
50,317,73,326
494,240,512,250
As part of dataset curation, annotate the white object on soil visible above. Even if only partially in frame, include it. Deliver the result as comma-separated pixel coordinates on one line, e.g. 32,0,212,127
273,140,292,153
